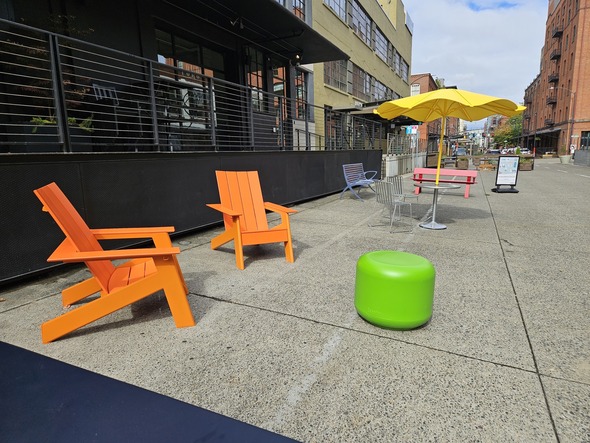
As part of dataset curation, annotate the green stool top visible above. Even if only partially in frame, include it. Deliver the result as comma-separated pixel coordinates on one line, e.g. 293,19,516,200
355,251,435,329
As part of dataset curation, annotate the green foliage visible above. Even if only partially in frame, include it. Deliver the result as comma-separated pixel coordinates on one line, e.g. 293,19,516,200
493,114,523,147
77,115,93,132
31,115,93,133
22,14,94,37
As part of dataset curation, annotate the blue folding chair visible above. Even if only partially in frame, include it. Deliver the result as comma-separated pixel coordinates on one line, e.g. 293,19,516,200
340,163,377,201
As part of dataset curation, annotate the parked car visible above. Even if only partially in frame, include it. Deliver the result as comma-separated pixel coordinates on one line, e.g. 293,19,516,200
452,147,468,160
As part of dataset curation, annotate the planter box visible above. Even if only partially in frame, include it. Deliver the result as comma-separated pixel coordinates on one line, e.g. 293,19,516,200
456,159,469,170
519,162,533,171
4,124,92,152
426,153,438,167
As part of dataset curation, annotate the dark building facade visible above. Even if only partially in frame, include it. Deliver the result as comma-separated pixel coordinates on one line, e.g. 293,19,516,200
1,0,353,153
0,0,386,284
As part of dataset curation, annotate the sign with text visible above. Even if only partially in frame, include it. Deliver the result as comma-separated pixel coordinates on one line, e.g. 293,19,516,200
495,155,519,186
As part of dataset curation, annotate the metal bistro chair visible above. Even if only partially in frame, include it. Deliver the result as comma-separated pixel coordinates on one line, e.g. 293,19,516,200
370,179,413,232
386,175,419,204
92,83,144,139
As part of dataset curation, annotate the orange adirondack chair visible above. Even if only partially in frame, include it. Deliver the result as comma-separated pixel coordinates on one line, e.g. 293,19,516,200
34,182,195,343
207,170,297,270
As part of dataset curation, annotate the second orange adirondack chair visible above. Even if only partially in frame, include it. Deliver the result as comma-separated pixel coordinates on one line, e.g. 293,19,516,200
34,182,195,343
207,170,297,270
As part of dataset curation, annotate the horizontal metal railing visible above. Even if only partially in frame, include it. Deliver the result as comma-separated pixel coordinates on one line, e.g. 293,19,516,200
0,18,387,153
386,133,426,155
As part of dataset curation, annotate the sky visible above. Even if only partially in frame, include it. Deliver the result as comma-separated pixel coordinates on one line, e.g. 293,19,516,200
403,0,548,128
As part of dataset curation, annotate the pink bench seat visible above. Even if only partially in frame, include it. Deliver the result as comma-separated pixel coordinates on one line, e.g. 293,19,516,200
412,167,478,199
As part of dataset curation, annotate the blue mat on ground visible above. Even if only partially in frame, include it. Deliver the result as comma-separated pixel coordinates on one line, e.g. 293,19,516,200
0,341,298,443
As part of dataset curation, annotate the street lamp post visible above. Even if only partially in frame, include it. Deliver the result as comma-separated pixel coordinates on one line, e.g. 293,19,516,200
549,85,576,157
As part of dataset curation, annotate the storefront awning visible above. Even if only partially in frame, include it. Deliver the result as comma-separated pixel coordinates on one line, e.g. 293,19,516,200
534,127,561,135
193,0,349,64
348,105,420,126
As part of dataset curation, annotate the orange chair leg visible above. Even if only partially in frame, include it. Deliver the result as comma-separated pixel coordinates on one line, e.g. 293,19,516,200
171,256,188,294
155,257,195,328
210,229,234,250
41,285,153,343
234,234,245,270
152,234,189,294
284,239,294,263
61,277,102,306
283,217,295,263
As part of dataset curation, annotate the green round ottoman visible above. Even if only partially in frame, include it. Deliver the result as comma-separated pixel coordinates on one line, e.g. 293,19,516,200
354,251,435,329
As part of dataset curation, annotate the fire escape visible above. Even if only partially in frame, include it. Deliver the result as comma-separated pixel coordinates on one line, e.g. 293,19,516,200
545,26,562,127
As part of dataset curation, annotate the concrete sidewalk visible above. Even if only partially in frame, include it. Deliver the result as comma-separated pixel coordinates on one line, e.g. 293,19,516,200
1,158,589,442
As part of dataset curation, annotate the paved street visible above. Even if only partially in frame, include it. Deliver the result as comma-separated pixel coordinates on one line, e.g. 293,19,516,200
1,158,589,442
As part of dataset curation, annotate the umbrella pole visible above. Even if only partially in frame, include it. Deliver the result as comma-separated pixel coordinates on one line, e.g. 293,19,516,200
435,118,446,185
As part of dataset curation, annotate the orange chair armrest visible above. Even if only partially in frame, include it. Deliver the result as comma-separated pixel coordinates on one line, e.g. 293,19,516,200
264,202,297,214
48,240,180,263
91,227,175,239
206,203,241,217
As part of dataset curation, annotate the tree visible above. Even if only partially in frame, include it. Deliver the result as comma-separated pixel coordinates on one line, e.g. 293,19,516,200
434,77,445,89
492,114,522,147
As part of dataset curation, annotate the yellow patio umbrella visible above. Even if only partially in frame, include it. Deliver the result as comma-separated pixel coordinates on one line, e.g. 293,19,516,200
374,88,526,184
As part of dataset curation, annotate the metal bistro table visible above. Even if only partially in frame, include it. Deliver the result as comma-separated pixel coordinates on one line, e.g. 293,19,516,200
414,183,460,230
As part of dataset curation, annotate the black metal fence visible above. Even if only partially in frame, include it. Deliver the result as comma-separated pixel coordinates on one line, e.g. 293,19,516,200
0,18,385,153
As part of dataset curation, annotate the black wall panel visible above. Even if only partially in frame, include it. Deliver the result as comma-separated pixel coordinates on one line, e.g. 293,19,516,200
0,150,382,285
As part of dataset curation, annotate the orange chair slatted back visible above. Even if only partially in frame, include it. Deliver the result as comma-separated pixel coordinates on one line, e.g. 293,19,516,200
215,171,269,233
34,182,115,292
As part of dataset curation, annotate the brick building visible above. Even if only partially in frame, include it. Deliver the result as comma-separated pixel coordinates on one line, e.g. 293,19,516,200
522,0,590,164
410,73,460,155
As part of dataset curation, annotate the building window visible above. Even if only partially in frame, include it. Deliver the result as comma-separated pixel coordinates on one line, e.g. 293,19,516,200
295,69,307,119
155,29,224,79
374,80,387,101
293,0,305,19
245,46,265,111
572,24,576,41
272,62,288,130
351,1,371,46
580,131,590,150
387,44,394,67
394,50,401,75
400,59,409,82
324,0,346,21
352,64,371,102
374,27,388,63
272,66,286,96
324,60,347,92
